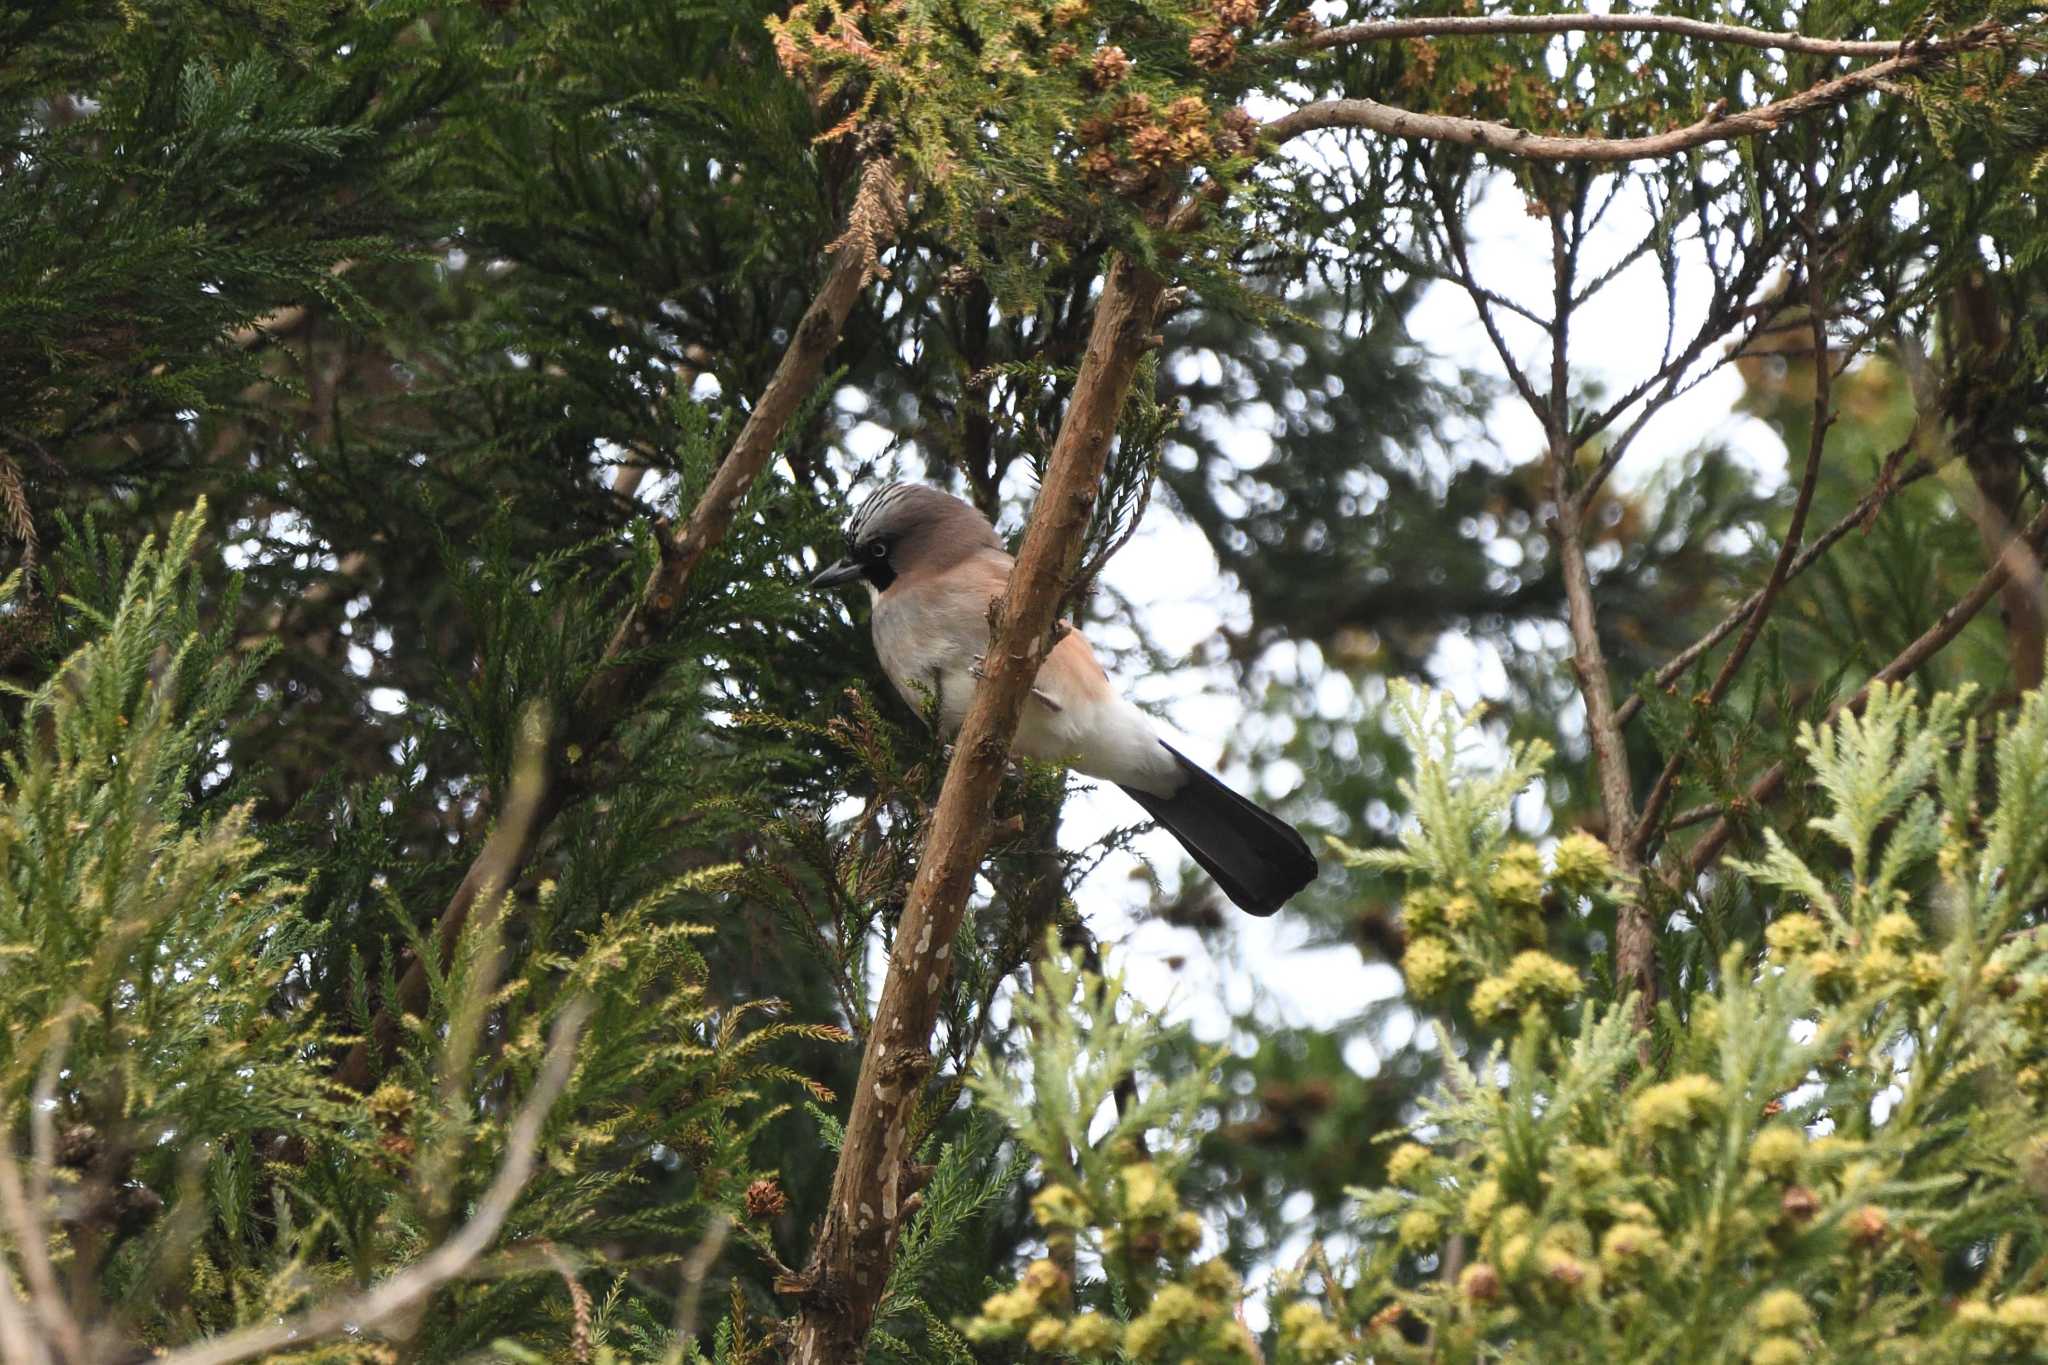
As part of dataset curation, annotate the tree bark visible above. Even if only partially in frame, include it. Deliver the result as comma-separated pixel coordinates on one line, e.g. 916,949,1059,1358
1540,200,1654,1023
787,252,1166,1364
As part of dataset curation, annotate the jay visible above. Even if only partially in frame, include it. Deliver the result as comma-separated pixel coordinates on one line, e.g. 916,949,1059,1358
810,482,1318,916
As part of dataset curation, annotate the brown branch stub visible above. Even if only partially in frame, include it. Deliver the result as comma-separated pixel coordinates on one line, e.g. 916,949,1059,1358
333,159,905,1095
789,252,1168,1364
1265,24,2008,162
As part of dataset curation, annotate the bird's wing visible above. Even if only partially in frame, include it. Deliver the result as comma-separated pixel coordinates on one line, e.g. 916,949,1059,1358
941,549,1114,712
1033,626,1116,711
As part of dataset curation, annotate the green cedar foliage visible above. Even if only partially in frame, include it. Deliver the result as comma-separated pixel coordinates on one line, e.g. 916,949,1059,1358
3,0,2047,1361
0,504,850,1358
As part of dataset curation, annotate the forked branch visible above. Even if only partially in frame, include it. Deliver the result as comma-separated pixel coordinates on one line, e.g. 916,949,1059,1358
1630,257,1835,857
1613,454,1933,729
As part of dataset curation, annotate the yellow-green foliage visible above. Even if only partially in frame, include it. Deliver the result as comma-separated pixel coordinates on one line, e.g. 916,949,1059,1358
1322,682,2048,1362
968,679,2048,1362
0,503,348,1176
962,938,1254,1361
1329,684,1617,1024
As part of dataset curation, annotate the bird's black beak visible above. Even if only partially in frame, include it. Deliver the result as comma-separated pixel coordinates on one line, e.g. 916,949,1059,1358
808,555,864,590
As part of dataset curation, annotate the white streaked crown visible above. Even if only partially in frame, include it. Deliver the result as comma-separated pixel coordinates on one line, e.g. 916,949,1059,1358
844,482,923,546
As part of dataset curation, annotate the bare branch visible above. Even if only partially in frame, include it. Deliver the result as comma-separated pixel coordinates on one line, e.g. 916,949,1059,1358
157,1002,590,1365
1266,26,2007,162
335,159,906,1093
1687,499,2048,877
0,1034,82,1365
1664,799,1727,832
1572,288,1792,510
1301,14,1930,59
1630,252,1835,857
1538,192,1654,1020
1378,243,1554,329
1613,454,1934,729
1423,158,1545,414
789,250,1168,1364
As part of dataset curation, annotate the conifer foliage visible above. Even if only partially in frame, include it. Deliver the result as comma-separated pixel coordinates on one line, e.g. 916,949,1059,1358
1,0,2046,1362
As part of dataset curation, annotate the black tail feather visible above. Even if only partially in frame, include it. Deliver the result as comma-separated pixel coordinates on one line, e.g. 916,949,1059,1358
1119,744,1317,917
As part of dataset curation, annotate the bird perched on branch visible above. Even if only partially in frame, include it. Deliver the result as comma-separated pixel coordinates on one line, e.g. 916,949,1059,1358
810,482,1317,916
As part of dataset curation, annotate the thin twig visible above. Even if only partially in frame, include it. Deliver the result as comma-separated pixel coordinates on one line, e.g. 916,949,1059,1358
1614,454,1933,729
1379,243,1555,329
1266,24,2007,162
1060,462,1157,629
1423,157,1544,414
1665,799,1726,832
158,1002,590,1365
1574,290,1796,510
1630,250,1834,857
1687,500,2048,877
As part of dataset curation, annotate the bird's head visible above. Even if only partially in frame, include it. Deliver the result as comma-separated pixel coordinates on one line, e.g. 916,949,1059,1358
808,483,1003,593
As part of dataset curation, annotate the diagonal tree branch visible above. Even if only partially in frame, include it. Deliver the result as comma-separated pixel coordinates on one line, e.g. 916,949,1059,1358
1614,454,1933,729
335,158,905,1094
1686,499,2048,878
787,249,1168,1365
1420,155,1544,414
1630,255,1834,858
158,1004,590,1365
1265,24,2008,161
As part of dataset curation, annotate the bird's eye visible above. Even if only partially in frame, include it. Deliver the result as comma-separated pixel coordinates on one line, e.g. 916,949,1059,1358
862,539,889,561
